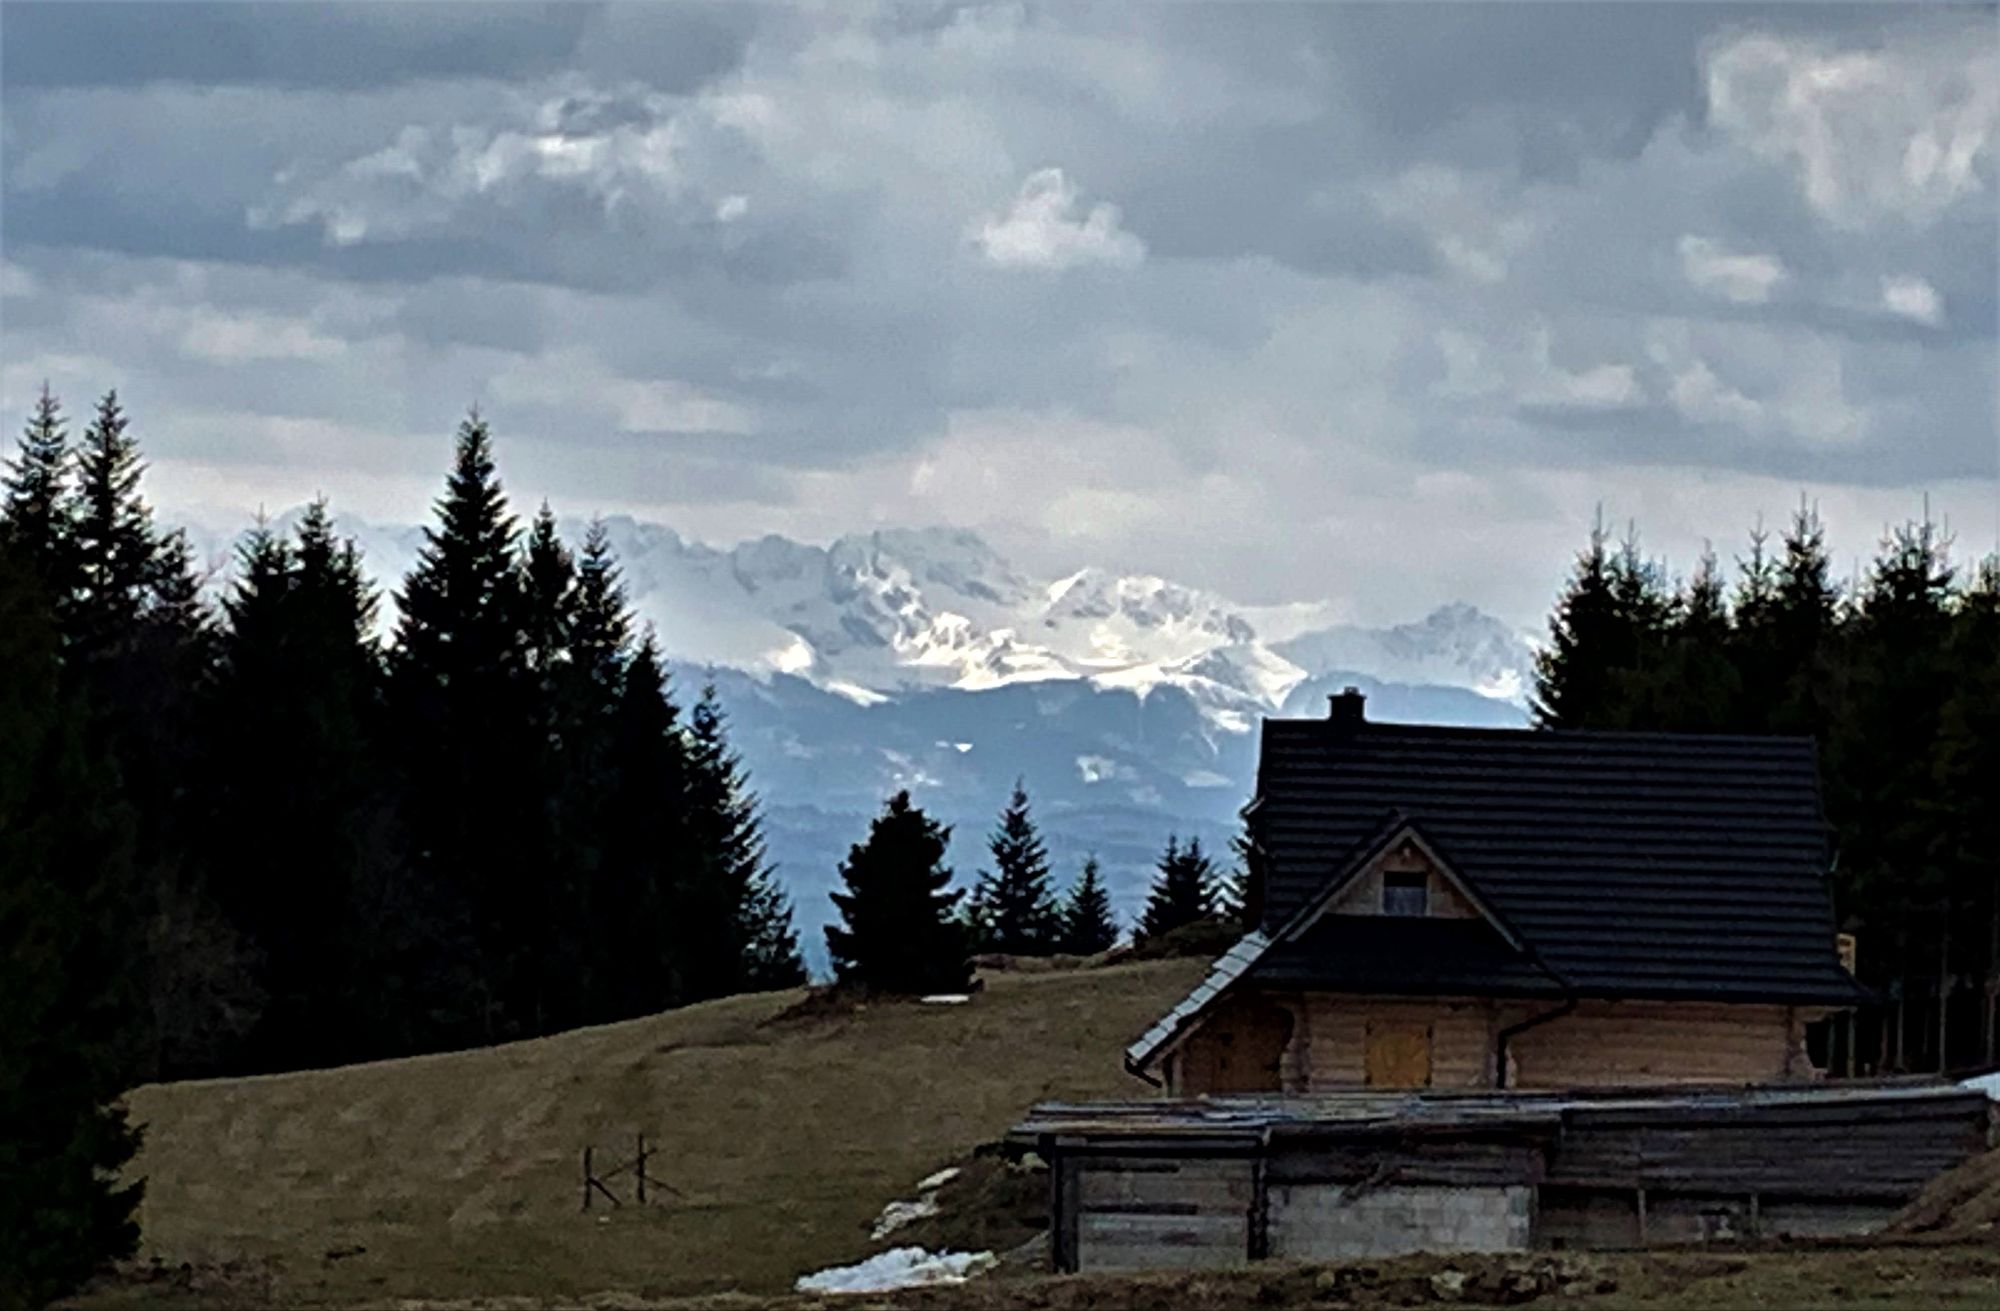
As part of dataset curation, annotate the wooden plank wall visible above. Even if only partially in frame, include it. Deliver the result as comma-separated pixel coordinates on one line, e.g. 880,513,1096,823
1175,994,1821,1096
1503,1001,1801,1088
1547,1093,1993,1196
1289,996,1495,1089
1072,1156,1253,1273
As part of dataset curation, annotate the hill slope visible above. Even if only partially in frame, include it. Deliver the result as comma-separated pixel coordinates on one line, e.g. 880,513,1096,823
98,959,1205,1306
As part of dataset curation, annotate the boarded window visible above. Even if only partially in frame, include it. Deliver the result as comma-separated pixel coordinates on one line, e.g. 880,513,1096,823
1382,871,1429,917
1365,1020,1434,1088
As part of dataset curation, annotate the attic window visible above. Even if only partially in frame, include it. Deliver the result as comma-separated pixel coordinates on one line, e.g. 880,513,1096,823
1382,871,1428,918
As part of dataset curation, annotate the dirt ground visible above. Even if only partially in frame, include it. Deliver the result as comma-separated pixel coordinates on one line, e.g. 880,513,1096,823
78,1240,2000,1310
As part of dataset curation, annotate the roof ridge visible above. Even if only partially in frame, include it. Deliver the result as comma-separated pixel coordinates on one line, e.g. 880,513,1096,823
1261,719,1820,747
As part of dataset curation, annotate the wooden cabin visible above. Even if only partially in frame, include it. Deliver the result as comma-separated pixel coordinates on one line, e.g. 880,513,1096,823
1009,695,1997,1275
1125,690,1865,1095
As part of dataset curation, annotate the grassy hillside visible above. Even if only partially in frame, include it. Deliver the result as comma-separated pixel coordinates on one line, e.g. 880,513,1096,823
83,959,1205,1308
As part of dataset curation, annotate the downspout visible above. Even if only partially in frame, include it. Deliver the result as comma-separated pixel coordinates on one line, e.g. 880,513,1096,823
1494,996,1576,1089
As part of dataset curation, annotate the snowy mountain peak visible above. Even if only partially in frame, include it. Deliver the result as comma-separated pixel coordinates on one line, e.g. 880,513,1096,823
177,510,1538,731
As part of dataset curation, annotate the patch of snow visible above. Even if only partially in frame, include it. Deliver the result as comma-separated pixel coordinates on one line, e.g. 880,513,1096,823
826,680,889,706
919,993,971,1004
1076,754,1120,784
916,1166,961,1191
1960,1071,2000,1100
870,1195,940,1240
796,1246,997,1294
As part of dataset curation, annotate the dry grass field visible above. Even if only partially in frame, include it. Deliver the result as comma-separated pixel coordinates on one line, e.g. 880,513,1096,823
66,957,2000,1310
69,959,1206,1308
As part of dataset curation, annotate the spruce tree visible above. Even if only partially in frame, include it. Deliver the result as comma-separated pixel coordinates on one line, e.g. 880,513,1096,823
598,635,689,1018
568,519,629,707
1934,556,2000,1064
388,412,533,1042
1060,856,1119,955
1532,516,1619,727
2,384,73,587
1225,818,1268,929
553,519,633,1025
1623,546,1741,732
0,540,144,1305
826,791,970,994
68,390,158,657
1759,499,1842,734
1138,834,1215,942
208,503,392,1067
966,780,1061,954
1830,515,1958,1050
685,686,805,994
518,503,577,685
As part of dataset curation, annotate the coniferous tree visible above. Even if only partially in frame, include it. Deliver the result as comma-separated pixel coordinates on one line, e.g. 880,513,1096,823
826,791,970,994
518,503,577,687
1934,556,2000,1064
388,411,533,1042
598,635,689,1017
1752,500,1842,734
685,685,805,994
966,781,1061,954
1059,856,1119,956
1138,834,1215,942
1532,516,1619,727
1619,546,1741,732
207,503,393,1067
67,391,158,658
1830,516,1958,1063
1224,803,1270,929
2,384,73,588
553,519,632,1024
516,503,580,1029
0,541,144,1306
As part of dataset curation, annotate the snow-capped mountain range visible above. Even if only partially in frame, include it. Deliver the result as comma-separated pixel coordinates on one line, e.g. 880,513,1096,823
192,514,1533,731
179,511,1539,967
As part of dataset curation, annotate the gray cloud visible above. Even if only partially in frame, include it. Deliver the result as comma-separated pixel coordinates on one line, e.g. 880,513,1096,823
2,3,1994,629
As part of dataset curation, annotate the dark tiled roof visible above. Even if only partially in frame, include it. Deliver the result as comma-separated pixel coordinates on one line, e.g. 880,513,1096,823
1251,916,1563,997
1254,718,1864,1005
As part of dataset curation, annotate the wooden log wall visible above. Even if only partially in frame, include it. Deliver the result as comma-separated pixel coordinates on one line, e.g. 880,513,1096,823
1504,1001,1806,1087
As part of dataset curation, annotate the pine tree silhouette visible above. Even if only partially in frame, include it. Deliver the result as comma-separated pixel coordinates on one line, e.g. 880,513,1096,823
1059,856,1119,955
0,540,144,1305
966,780,1061,954
827,791,969,994
1138,834,1215,942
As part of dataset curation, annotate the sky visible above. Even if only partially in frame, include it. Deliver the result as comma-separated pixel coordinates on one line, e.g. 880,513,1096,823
2,1,1995,629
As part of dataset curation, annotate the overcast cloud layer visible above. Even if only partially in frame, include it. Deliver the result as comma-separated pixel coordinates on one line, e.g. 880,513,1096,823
3,2,1995,628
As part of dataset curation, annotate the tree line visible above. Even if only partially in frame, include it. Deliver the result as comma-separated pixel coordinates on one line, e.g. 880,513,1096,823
1535,504,2000,1073
1,390,818,1304
825,777,1244,994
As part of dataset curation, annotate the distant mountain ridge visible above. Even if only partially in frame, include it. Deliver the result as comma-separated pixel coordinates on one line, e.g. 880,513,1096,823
178,510,1539,969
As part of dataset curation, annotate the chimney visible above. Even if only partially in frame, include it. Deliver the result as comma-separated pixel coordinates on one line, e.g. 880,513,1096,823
1328,685,1366,731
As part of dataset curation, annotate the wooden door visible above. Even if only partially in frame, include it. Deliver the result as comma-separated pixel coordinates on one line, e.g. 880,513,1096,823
1364,1020,1433,1088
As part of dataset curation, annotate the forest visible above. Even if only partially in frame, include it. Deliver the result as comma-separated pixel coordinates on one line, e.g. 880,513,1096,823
1534,509,2000,1075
